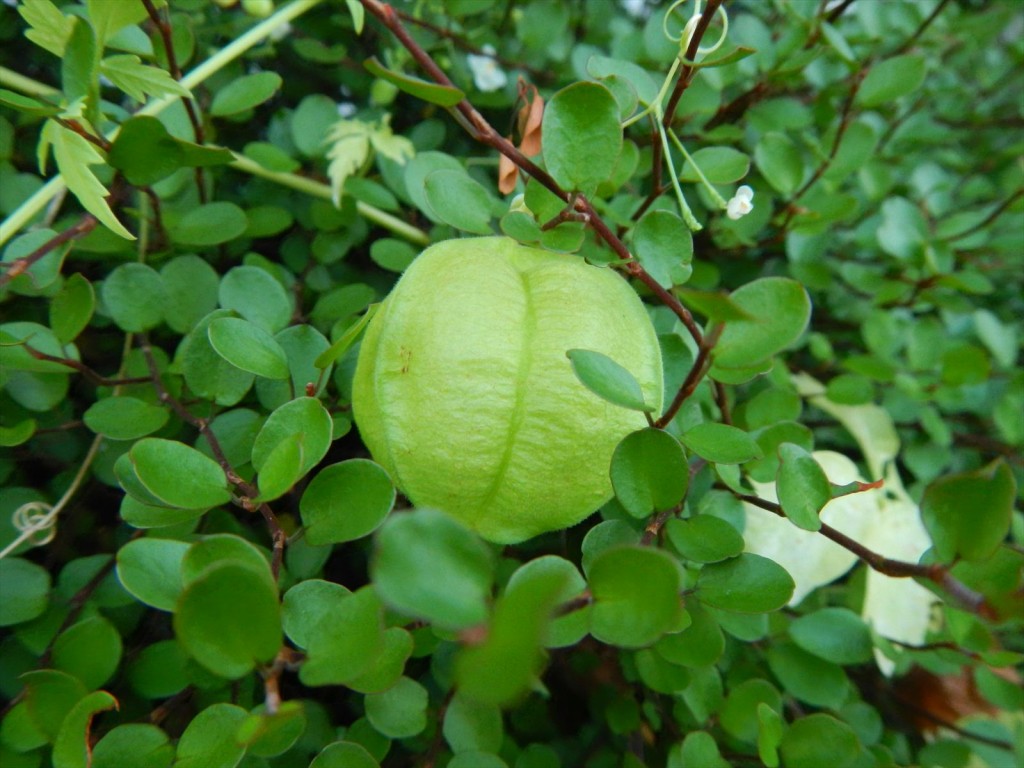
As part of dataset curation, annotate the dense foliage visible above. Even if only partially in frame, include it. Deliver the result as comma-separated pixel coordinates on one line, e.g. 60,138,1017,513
0,1,1022,767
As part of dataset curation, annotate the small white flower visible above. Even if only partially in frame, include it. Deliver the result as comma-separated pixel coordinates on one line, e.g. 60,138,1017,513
337,102,357,118
467,45,507,93
726,185,754,220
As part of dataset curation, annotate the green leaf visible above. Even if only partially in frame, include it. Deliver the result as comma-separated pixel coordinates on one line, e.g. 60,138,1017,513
363,56,465,106
300,459,395,545
129,438,232,509
586,55,659,106
50,273,95,343
455,562,568,705
85,0,153,45
371,508,494,630
218,264,292,333
325,120,371,206
84,396,168,440
505,555,590,649
670,731,729,768
610,428,688,518
665,515,744,563
170,202,248,247
310,742,380,768
720,679,782,743
543,81,622,194
443,692,504,753
115,538,190,611
251,396,333,480
210,71,282,116
237,701,306,757
364,677,429,739
632,209,693,289
174,703,248,768
789,607,874,665
174,563,281,679
921,459,1016,562
108,116,185,186
101,54,191,103
41,120,134,240
295,585,386,686
92,724,175,768
776,443,831,531
256,323,332,406
588,546,683,648
345,0,365,33
697,553,794,613
675,287,754,322
766,643,849,709
566,348,654,413
754,132,803,197
102,263,166,332
856,54,927,108
180,533,271,586
207,317,291,380
345,627,414,694
0,418,37,447
160,255,220,334
179,310,255,406
713,277,811,369
0,557,50,626
61,19,96,107
52,691,118,768
424,169,495,235
779,713,861,768
52,616,123,689
680,147,750,185
19,0,74,56
22,670,88,742
757,703,784,768
314,304,378,369
680,423,763,464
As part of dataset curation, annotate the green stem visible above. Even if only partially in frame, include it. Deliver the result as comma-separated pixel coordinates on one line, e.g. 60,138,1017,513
229,154,429,245
658,124,702,231
0,66,58,97
668,128,728,208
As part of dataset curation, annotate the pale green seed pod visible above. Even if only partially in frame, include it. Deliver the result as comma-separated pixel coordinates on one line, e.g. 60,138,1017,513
353,237,663,543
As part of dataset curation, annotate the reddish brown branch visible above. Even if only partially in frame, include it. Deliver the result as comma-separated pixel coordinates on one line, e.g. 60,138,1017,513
141,0,207,203
735,492,991,616
0,215,98,288
20,343,151,386
138,335,286,578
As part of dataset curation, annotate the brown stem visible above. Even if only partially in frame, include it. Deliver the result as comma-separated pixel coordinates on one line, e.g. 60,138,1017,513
138,335,286,578
786,67,866,208
890,0,952,56
21,343,151,387
735,492,991,616
0,215,98,288
661,0,726,132
141,0,207,203
942,189,1024,243
54,118,111,151
656,323,724,428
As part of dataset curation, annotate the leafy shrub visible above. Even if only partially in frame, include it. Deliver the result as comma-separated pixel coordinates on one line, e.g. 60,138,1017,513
0,1,1021,767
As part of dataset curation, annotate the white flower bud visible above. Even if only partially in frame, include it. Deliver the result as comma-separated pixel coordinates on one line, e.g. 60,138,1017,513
726,185,754,220
467,46,508,93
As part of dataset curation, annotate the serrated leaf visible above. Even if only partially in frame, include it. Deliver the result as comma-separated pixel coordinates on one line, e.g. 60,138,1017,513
325,120,371,207
567,348,653,413
100,54,191,103
42,120,134,240
19,0,74,57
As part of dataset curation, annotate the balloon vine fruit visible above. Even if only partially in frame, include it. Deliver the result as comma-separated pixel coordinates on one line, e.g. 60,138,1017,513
353,237,663,543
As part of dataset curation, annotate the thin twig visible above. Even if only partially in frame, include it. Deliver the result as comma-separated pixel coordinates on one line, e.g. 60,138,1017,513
141,0,208,203
735,492,991,616
656,323,724,428
20,344,151,387
0,215,98,288
138,335,287,578
891,0,952,56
